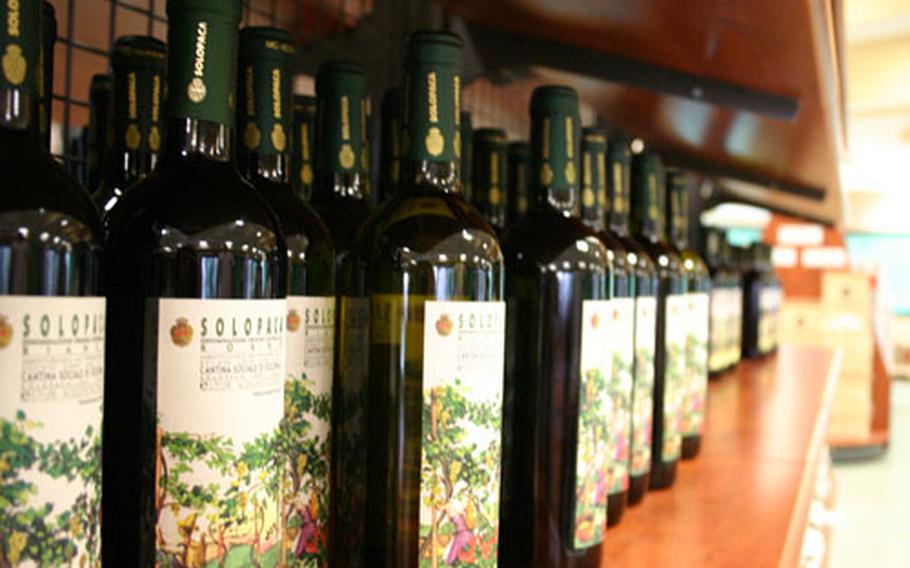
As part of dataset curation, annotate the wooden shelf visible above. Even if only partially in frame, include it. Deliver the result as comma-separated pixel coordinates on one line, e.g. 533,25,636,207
600,345,840,567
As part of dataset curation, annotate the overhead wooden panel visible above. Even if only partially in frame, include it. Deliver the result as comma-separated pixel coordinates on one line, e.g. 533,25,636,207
440,0,846,225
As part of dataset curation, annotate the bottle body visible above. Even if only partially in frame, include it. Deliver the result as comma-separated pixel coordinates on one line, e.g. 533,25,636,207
501,207,610,567
0,2,106,565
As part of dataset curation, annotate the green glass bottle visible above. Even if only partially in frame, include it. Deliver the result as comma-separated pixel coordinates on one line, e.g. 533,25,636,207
580,126,634,527
103,1,288,565
666,168,711,460
630,145,685,490
703,228,737,375
86,73,112,189
292,94,316,200
33,1,55,149
460,109,473,201
338,31,505,566
506,140,530,227
606,134,658,506
310,61,372,262
500,85,611,566
0,1,105,564
472,127,508,234
91,36,166,219
236,27,336,566
377,86,403,204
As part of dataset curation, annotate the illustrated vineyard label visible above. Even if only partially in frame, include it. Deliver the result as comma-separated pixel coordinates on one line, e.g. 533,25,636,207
571,300,612,549
283,296,335,566
631,296,656,477
606,297,635,495
662,294,688,462
154,298,285,568
682,292,709,437
0,296,105,567
420,301,505,567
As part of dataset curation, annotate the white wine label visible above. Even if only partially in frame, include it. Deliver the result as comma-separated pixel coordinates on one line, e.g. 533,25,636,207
420,300,505,565
283,296,334,565
758,287,781,354
682,292,710,436
0,296,105,567
571,300,611,549
154,298,285,567
662,294,687,462
631,296,656,477
606,297,635,496
732,288,743,362
708,288,726,372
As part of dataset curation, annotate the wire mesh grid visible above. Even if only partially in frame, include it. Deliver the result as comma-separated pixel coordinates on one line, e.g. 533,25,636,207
48,0,536,186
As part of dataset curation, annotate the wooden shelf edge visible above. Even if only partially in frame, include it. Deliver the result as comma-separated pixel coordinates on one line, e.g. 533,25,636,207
779,347,842,568
828,428,889,450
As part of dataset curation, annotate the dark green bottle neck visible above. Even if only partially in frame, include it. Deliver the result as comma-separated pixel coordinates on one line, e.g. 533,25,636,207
101,147,157,188
630,157,665,243
240,152,290,185
606,148,631,237
1,87,33,132
379,116,401,199
400,160,458,196
161,118,232,164
312,171,369,201
506,151,530,220
668,186,690,250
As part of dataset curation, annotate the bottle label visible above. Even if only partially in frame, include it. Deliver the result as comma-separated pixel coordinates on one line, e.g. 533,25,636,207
154,298,285,565
682,292,710,436
662,294,687,462
631,296,656,476
570,300,611,549
282,296,334,565
0,0,38,94
333,296,369,564
0,296,105,566
606,297,635,495
708,288,727,372
758,287,780,353
167,8,239,126
419,300,504,565
732,289,742,365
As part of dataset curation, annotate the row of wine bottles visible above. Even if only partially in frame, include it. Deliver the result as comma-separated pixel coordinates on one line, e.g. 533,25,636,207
0,1,779,567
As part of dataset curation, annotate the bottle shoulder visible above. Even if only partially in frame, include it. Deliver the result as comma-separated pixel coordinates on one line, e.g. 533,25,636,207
105,158,285,257
352,191,503,271
502,208,609,275
0,130,102,247
252,178,335,256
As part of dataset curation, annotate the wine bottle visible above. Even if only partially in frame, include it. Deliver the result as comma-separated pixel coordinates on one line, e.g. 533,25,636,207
731,245,746,365
310,60,372,262
292,94,316,200
506,140,530,227
630,145,685,490
33,0,55,149
460,109,473,201
703,228,734,375
742,244,763,359
666,168,711,460
0,1,105,564
605,134,658,506
472,127,508,234
236,26,336,566
102,1,287,565
499,85,611,566
338,31,505,566
91,36,166,218
86,73,112,190
377,86,402,204
581,126,634,527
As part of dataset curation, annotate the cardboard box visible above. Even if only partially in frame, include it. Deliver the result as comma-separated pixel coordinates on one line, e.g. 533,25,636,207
819,313,873,375
821,271,872,316
779,300,822,345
